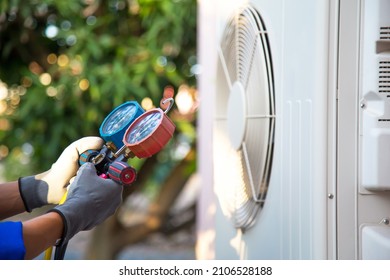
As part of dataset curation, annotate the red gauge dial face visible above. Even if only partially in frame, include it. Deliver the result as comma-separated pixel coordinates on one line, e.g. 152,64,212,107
124,111,162,145
123,108,176,158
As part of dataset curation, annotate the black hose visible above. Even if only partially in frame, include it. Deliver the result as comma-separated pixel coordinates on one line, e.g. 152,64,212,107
54,241,68,260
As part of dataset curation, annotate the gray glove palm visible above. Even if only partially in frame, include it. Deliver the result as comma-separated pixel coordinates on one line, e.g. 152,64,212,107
49,162,123,244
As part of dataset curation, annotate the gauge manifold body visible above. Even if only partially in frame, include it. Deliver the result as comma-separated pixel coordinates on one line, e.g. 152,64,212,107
123,108,175,158
78,149,100,166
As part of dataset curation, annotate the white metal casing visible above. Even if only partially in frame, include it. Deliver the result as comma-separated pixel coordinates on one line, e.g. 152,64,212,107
197,0,390,260
198,0,331,259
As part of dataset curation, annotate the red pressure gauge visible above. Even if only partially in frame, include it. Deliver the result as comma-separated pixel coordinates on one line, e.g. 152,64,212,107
123,98,175,158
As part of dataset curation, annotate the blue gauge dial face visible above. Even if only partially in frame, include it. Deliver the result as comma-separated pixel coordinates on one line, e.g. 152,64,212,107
101,105,138,135
125,111,162,144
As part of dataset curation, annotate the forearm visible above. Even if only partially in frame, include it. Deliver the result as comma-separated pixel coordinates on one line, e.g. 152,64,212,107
0,181,26,219
22,211,64,260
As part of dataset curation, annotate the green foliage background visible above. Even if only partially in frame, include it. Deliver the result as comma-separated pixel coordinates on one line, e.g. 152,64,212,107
0,0,197,180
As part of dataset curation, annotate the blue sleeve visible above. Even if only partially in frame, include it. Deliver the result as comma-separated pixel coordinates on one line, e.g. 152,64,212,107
0,221,26,260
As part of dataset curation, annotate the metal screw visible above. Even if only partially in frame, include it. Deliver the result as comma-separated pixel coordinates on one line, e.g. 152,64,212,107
328,193,334,199
382,218,389,225
360,103,365,108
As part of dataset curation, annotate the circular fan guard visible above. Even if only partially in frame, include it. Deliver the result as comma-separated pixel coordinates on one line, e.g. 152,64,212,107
215,5,275,229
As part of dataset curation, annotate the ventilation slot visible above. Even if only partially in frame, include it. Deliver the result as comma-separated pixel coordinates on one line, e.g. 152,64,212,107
379,61,390,93
380,27,390,40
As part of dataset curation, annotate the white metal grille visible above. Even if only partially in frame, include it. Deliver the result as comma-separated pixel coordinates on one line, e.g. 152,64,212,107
214,4,275,229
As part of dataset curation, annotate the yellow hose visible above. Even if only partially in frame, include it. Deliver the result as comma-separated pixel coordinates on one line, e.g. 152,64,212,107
44,191,68,260
59,191,68,205
44,246,53,260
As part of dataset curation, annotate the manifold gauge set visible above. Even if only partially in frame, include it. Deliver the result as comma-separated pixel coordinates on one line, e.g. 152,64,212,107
78,98,176,186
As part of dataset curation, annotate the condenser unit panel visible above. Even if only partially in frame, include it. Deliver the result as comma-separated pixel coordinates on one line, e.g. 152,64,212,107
212,0,330,259
360,0,390,191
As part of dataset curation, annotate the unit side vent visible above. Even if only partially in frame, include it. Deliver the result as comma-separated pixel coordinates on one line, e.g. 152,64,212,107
379,60,390,94
380,27,390,40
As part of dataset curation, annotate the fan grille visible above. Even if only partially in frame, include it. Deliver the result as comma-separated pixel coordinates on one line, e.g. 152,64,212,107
215,5,275,229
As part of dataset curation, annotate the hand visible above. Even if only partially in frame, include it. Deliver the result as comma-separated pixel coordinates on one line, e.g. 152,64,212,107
18,136,104,212
49,163,123,244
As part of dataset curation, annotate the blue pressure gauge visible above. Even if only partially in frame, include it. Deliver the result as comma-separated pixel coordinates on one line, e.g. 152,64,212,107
99,101,144,149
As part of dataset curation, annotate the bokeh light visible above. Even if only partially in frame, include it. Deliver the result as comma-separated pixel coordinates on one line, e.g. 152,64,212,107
79,79,90,91
39,73,52,86
57,54,69,67
141,97,154,110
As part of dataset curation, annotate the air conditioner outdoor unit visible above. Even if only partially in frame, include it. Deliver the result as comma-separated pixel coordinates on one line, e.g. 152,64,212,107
197,0,390,260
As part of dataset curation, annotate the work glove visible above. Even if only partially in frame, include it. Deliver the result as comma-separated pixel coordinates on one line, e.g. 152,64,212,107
49,163,123,244
18,136,104,212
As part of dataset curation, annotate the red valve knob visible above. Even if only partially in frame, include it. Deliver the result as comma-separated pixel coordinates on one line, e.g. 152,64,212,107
108,161,137,186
